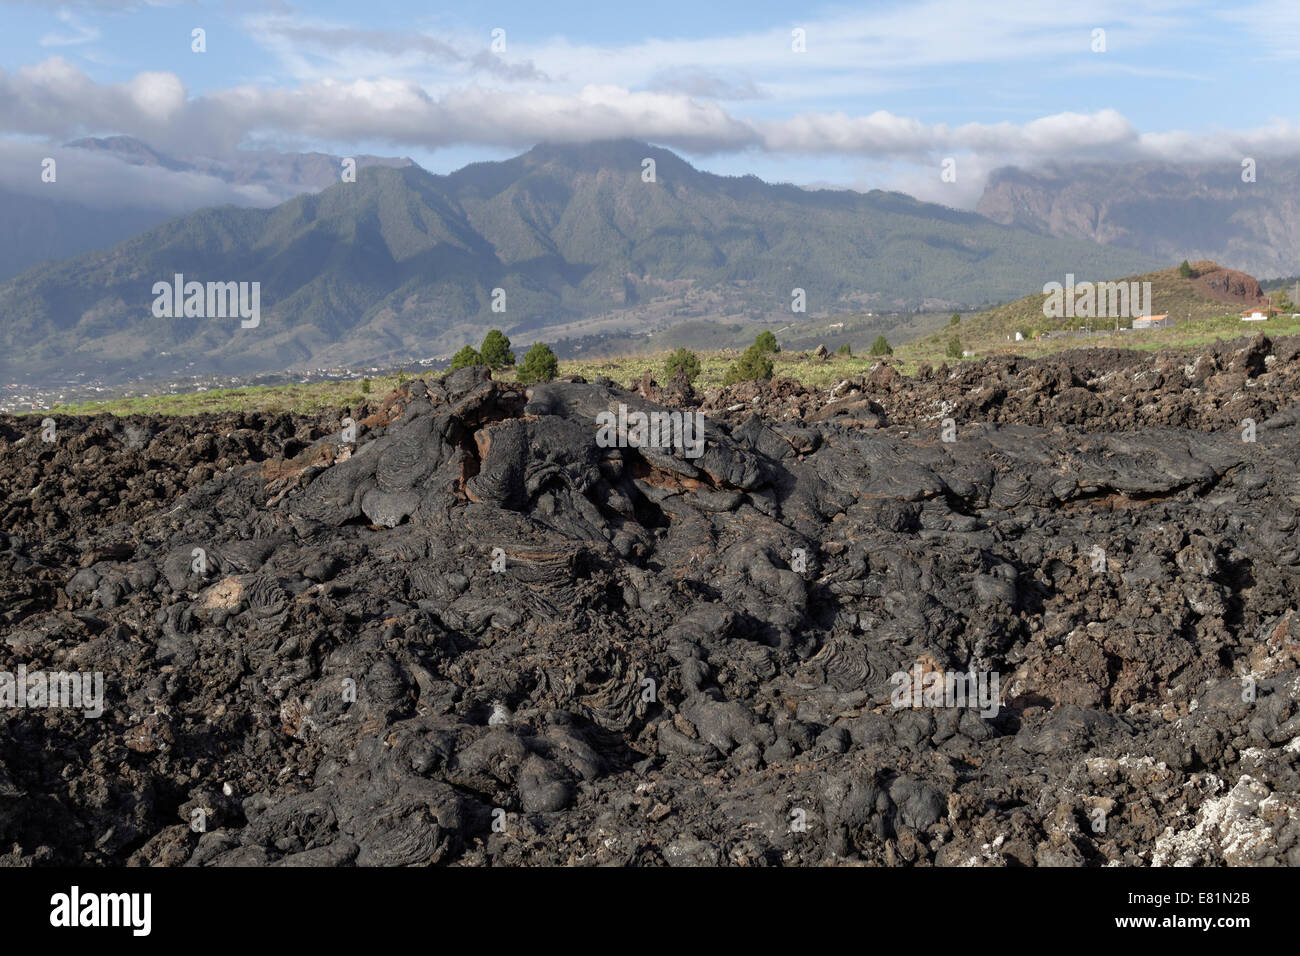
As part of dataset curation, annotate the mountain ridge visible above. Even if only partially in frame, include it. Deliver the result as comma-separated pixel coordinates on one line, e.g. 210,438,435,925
0,140,1161,385
976,160,1300,278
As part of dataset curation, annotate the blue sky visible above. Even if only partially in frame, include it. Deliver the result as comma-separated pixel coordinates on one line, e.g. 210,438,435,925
2,0,1299,205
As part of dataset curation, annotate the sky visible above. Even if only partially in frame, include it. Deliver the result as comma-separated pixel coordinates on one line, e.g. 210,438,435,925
2,0,1299,207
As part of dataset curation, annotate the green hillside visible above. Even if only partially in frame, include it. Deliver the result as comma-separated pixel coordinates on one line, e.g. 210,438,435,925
901,261,1287,363
0,140,1158,386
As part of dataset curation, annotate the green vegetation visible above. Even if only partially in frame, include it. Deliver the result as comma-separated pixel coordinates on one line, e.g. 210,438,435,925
869,335,893,356
0,146,1160,385
36,375,405,417
753,330,780,354
898,310,1300,366
571,311,951,364
902,263,1270,364
31,260,1300,419
948,312,961,327
444,330,514,371
361,378,372,394
480,329,515,368
36,300,1300,420
516,343,559,384
449,345,482,369
664,347,701,383
723,345,775,385
1178,260,1193,278
895,266,1300,366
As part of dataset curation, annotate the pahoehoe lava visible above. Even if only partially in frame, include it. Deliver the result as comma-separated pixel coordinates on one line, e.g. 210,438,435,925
2,334,1299,866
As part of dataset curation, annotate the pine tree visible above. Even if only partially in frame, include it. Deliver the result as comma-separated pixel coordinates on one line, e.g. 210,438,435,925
664,348,701,383
723,345,775,385
516,343,558,383
449,345,482,369
480,330,515,367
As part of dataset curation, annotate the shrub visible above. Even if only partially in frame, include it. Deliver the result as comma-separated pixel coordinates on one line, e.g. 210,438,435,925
480,329,515,367
361,378,372,394
946,336,963,359
723,345,775,385
836,343,852,356
753,330,780,354
449,345,482,369
516,343,559,384
664,348,701,383
1178,260,1193,278
869,335,892,356
949,312,961,327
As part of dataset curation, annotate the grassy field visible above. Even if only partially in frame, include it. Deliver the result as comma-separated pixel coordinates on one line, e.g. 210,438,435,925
508,349,902,390
898,262,1300,364
32,312,1293,420
897,311,1300,365
28,266,1299,418
36,377,408,418
32,351,911,417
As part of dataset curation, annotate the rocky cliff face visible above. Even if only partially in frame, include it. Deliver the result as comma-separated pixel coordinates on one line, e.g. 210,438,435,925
977,161,1300,278
1192,262,1265,304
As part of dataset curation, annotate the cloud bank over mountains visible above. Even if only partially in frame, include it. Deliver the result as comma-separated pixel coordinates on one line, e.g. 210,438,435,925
2,0,1299,206
5,55,1300,179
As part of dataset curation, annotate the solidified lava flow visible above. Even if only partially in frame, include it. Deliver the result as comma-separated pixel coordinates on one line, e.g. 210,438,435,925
2,336,1300,866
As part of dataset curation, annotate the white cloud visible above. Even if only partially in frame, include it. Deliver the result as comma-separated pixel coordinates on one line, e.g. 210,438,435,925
4,56,1300,208
1138,119,1300,163
758,109,1141,160
127,71,186,121
0,59,760,155
886,154,1002,209
1217,0,1300,59
40,9,101,47
0,58,190,142
242,14,549,85
241,0,1193,106
0,137,286,211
